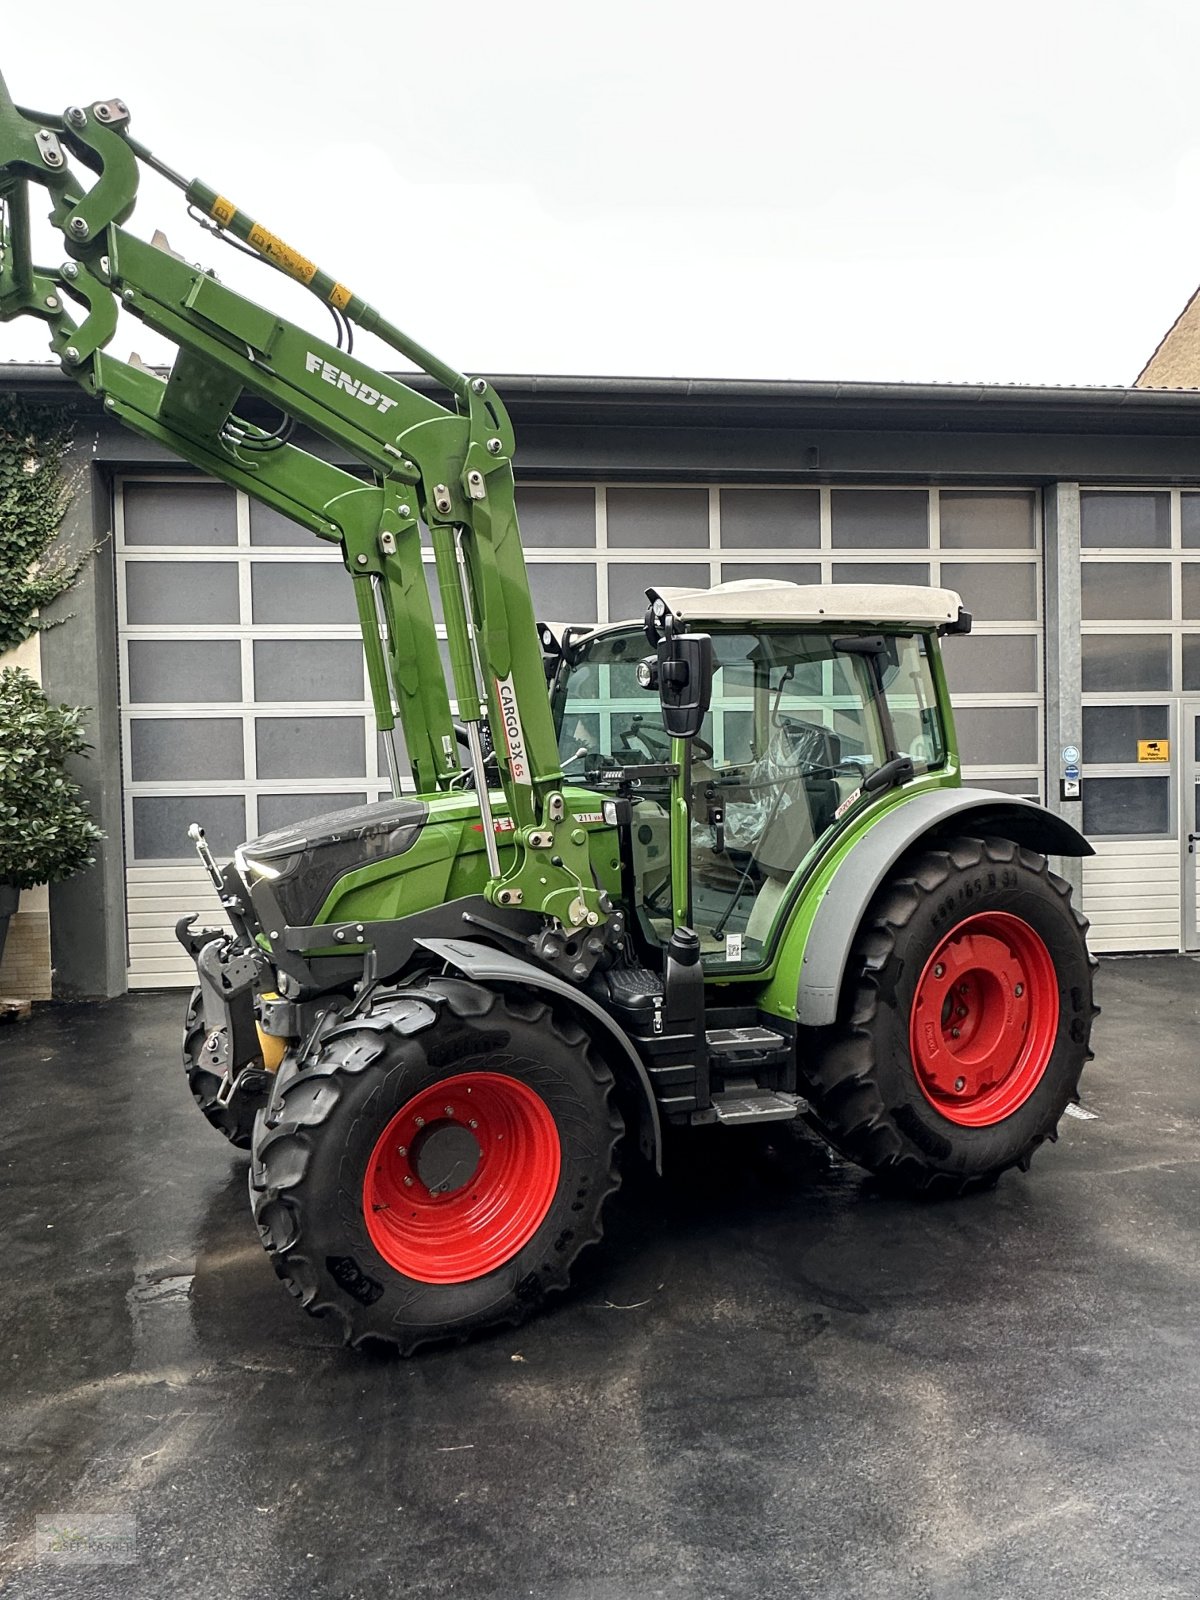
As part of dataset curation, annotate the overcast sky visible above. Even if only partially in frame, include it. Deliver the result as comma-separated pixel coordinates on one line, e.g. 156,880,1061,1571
3,0,1199,388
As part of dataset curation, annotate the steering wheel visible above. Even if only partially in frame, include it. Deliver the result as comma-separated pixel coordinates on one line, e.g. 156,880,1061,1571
454,721,500,787
619,718,713,764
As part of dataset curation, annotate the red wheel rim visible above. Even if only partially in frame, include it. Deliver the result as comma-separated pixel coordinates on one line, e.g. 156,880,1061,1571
908,911,1059,1127
363,1072,561,1284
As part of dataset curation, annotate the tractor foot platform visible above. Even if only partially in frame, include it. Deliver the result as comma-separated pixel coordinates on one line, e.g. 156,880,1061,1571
710,1077,807,1126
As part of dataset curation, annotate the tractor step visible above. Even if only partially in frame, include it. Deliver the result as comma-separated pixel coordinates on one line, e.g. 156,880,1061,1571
710,1076,807,1126
705,1025,791,1068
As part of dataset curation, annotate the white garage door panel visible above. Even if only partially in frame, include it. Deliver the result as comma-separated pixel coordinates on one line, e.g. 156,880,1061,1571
1083,840,1179,953
126,862,229,989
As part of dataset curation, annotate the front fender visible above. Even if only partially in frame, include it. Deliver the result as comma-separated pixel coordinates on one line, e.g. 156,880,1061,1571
795,787,1092,1028
416,936,663,1173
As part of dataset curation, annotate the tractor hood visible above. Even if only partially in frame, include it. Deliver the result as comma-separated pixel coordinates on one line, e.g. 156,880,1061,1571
235,796,429,931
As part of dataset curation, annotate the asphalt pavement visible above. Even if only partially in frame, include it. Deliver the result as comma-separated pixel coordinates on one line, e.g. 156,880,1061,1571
1,956,1197,1599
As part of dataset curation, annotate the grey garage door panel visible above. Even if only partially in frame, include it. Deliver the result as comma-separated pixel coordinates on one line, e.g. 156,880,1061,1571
941,561,1039,622
943,633,1039,696
954,705,1040,766
606,488,709,549
123,481,237,546
251,562,360,625
127,640,243,704
132,794,247,861
253,640,365,702
515,487,596,548
718,488,820,549
256,716,367,779
126,561,240,626
939,492,1037,549
830,489,929,549
130,718,245,781
527,562,598,625
1083,633,1172,693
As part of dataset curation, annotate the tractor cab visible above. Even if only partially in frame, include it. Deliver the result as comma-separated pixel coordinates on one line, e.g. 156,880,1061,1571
552,580,965,972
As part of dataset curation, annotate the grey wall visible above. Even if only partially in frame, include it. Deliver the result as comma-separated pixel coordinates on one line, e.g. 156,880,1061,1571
39,462,126,999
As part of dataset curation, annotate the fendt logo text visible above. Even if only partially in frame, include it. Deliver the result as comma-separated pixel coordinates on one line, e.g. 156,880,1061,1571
305,352,398,415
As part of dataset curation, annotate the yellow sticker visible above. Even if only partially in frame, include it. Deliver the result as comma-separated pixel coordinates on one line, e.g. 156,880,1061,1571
246,223,318,285
1138,739,1170,763
328,281,353,312
210,194,236,228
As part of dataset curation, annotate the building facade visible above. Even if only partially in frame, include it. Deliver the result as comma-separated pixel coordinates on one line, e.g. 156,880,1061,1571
6,368,1200,996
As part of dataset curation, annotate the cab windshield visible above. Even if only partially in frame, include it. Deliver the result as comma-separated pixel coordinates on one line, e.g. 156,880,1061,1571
554,626,945,967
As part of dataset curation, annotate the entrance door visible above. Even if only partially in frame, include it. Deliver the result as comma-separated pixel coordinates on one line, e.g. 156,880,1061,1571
1185,702,1200,951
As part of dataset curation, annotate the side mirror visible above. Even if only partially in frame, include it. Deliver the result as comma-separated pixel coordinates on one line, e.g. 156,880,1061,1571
637,632,713,741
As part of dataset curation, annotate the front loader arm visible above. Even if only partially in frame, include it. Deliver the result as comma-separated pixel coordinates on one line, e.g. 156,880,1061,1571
0,73,605,934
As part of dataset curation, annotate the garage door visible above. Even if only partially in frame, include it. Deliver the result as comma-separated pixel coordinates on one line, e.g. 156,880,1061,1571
117,475,1044,985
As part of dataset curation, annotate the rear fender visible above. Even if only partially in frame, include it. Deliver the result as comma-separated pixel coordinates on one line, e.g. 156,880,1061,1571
796,788,1092,1028
417,937,663,1173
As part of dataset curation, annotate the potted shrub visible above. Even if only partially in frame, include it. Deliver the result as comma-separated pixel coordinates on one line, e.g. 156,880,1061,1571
0,668,103,967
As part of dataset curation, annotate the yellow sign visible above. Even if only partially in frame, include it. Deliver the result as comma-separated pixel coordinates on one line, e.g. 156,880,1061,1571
1138,739,1170,763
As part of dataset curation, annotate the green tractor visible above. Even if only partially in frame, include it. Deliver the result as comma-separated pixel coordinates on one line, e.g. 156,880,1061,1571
0,75,1096,1352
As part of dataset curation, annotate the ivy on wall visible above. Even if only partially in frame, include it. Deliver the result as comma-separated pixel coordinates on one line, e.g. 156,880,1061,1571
0,394,88,654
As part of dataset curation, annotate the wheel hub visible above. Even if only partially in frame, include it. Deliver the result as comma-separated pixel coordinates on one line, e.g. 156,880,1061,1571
909,911,1059,1127
410,1121,482,1197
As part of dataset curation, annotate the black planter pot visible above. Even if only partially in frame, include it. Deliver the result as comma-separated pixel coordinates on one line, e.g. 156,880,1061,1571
0,883,19,971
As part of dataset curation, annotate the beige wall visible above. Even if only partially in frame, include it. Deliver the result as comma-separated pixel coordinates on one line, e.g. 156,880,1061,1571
0,633,54,999
1136,286,1200,388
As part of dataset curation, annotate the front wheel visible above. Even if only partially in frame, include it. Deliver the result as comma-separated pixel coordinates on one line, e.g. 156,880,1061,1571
250,977,623,1352
801,835,1097,1194
182,987,264,1149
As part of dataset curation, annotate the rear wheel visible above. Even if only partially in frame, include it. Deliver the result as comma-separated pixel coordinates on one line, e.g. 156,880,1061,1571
801,835,1097,1193
182,987,264,1150
250,977,623,1352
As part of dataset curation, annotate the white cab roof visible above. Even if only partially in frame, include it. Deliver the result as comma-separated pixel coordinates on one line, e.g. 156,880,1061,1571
644,579,965,628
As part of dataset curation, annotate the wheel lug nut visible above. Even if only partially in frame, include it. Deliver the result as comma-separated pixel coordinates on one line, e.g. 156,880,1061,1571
414,1116,425,1128
1014,983,1024,998
444,1105,454,1116
951,1028,961,1039
957,1007,967,1018
404,1175,414,1187
933,963,945,978
954,1076,966,1092
468,1118,478,1129
396,1144,406,1156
